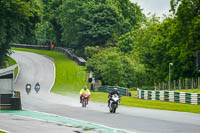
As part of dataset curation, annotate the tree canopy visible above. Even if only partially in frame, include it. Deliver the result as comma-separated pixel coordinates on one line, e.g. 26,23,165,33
0,0,38,67
1,0,199,88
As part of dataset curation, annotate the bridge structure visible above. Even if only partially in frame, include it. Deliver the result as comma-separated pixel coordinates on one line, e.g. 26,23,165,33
0,65,21,110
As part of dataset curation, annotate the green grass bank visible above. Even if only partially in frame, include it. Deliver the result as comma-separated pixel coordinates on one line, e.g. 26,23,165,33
0,131,7,133
13,48,200,114
176,89,200,93
8,57,18,79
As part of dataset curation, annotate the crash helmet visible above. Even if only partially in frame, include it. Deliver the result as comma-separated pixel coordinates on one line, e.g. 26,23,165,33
84,86,87,90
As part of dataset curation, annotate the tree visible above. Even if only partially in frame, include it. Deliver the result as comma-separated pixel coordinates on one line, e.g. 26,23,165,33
56,0,144,55
0,0,33,67
17,0,42,45
46,0,63,45
57,0,85,47
75,3,124,48
115,0,200,84
170,0,200,78
86,47,146,87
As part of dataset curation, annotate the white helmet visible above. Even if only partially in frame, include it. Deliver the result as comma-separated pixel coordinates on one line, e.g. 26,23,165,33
113,88,117,91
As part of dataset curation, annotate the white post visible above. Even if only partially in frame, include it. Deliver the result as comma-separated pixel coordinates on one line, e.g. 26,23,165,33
169,63,173,90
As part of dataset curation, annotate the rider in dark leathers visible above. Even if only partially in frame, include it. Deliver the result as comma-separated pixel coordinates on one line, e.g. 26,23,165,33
108,88,120,107
35,82,40,94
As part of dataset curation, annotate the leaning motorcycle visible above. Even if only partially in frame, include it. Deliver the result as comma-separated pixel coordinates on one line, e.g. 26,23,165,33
109,94,120,113
81,93,90,108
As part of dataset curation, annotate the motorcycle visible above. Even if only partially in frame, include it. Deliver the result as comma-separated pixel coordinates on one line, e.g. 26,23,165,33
25,84,31,95
35,83,40,94
81,93,90,108
109,94,120,113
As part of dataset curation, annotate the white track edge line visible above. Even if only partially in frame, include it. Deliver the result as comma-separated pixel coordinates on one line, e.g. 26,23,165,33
46,56,56,93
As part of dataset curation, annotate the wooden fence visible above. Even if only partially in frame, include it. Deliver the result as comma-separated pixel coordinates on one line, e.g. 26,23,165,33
155,77,200,90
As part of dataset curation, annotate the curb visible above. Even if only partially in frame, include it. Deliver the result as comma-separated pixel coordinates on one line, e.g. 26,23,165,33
2,109,133,133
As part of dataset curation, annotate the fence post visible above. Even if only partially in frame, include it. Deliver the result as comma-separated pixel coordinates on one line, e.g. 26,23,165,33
162,82,165,90
168,80,170,90
185,78,188,89
192,78,194,89
154,82,156,90
174,80,176,90
198,77,200,89
163,82,165,90
160,82,162,90
179,80,181,90
126,88,128,96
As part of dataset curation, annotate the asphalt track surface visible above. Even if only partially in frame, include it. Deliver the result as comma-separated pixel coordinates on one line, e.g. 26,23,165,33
1,50,200,133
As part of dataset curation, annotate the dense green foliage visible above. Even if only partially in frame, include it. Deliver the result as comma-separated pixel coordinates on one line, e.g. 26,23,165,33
0,0,41,66
1,0,200,89
1,0,145,88
169,0,200,78
108,0,200,86
45,0,144,54
86,47,147,87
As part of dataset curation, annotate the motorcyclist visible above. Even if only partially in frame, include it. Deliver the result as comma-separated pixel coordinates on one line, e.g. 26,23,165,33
35,82,40,94
108,88,120,107
25,83,31,94
80,86,91,103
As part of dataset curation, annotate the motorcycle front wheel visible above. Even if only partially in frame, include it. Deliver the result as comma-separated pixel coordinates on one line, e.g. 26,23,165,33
82,99,86,107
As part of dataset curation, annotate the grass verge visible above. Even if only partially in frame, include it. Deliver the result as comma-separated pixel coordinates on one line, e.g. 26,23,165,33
12,48,88,96
0,131,7,133
8,57,18,79
176,89,200,93
13,47,200,114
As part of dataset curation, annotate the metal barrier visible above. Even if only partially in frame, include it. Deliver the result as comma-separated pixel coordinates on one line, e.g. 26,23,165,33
12,44,86,66
98,85,129,96
137,89,200,105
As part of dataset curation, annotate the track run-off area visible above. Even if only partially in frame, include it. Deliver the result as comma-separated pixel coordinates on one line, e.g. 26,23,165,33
0,50,200,133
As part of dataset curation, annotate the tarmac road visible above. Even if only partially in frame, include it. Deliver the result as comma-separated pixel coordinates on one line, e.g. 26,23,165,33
1,50,200,133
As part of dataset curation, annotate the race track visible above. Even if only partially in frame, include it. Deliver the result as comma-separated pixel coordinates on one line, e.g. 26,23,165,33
1,50,200,133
